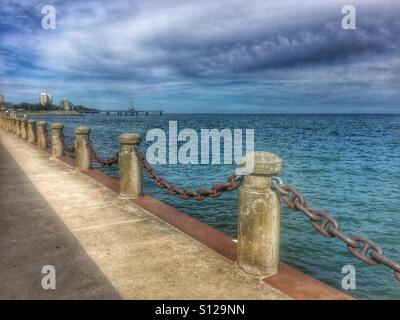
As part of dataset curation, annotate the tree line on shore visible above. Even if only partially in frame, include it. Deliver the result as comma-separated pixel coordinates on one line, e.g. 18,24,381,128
0,101,98,113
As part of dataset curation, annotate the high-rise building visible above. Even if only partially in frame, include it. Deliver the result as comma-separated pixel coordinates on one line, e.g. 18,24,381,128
39,92,53,106
60,98,74,111
0,94,4,103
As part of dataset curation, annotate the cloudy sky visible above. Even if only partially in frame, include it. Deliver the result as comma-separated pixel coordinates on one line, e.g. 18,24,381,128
0,0,399,113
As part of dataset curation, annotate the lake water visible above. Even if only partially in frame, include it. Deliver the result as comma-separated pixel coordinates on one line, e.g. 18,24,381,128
34,114,400,299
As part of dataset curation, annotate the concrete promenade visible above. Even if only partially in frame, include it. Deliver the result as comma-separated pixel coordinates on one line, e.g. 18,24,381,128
0,129,291,299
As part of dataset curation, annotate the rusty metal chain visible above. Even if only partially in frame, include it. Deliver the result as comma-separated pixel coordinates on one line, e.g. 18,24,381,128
44,128,52,147
133,145,241,200
87,139,119,166
60,133,75,154
272,177,400,282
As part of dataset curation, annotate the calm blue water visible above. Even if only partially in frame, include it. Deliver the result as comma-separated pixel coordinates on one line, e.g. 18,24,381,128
34,114,400,299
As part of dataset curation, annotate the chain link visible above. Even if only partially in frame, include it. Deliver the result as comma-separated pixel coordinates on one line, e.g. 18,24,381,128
44,128,52,147
60,133,75,154
133,145,241,200
272,178,400,281
87,139,119,166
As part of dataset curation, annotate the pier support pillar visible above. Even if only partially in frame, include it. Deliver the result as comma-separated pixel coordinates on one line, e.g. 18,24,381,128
36,121,48,150
51,123,64,158
118,133,142,199
20,119,28,140
237,151,283,278
75,126,91,170
27,120,36,143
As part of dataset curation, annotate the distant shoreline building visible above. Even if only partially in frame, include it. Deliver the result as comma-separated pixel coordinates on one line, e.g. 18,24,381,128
60,98,74,111
39,92,53,106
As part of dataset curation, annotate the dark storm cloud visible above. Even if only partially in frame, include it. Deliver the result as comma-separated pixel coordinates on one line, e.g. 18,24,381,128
139,3,400,78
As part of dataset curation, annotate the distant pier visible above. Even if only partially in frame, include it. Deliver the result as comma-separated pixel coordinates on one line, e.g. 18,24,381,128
100,109,164,116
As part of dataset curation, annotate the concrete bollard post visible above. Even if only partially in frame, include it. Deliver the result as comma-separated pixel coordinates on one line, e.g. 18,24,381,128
16,119,21,136
118,133,142,199
75,126,91,170
36,121,48,150
20,119,28,140
27,120,37,143
237,151,283,278
51,123,64,158
12,118,17,134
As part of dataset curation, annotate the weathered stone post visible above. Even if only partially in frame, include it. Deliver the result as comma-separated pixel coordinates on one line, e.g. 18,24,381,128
20,119,28,140
36,121,48,150
27,119,37,143
15,119,21,136
51,123,64,158
237,151,283,278
75,126,91,170
12,118,16,133
118,133,142,198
